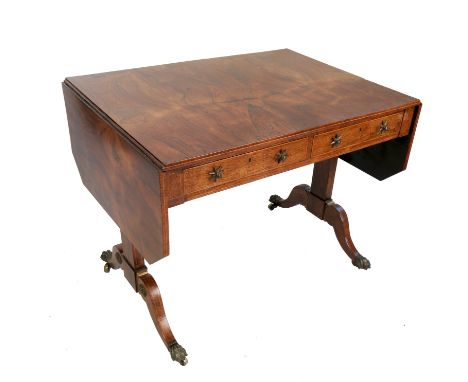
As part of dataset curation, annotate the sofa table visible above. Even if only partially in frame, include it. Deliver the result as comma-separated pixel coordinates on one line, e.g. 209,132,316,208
63,49,421,365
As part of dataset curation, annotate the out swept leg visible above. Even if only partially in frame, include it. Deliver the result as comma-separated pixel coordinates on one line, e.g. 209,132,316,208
323,200,370,269
268,157,370,270
137,272,188,365
100,240,188,366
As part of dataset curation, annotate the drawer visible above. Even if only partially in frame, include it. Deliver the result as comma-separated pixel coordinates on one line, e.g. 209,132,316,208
312,112,404,157
312,124,362,157
364,112,404,140
184,138,309,195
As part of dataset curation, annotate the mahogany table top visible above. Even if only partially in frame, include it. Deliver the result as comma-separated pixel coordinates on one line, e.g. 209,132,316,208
65,49,418,170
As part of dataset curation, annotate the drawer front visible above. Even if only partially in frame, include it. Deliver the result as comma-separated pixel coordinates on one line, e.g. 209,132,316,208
312,112,404,157
184,138,309,195
364,112,404,140
312,124,362,157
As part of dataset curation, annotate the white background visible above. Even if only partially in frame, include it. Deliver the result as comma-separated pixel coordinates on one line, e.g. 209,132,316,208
1,1,467,381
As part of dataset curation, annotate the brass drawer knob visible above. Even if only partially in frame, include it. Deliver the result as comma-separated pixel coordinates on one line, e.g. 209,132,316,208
275,149,288,163
208,166,224,181
379,120,389,134
331,134,342,147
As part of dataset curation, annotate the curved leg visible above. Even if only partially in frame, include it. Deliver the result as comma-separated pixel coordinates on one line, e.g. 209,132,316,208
100,243,188,366
268,158,371,270
323,201,371,270
137,272,188,365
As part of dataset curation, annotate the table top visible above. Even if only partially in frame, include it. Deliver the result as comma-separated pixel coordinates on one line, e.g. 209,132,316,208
65,49,418,169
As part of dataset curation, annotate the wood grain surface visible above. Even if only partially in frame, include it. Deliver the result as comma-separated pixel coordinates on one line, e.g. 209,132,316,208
63,83,168,264
312,112,403,156
65,49,419,170
184,137,309,195
63,49,422,264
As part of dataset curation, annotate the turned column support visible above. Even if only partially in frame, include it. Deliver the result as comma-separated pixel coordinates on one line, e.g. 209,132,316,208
268,157,370,270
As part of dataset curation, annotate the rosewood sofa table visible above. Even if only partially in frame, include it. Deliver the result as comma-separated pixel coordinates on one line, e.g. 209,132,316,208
63,49,421,366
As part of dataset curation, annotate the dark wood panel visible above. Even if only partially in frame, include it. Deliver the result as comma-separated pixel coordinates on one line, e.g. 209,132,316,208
66,49,419,169
63,83,168,264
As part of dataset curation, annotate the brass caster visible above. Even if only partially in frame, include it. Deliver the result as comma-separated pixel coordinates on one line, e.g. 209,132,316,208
103,263,111,273
169,342,188,366
352,254,371,270
101,250,113,273
268,194,280,210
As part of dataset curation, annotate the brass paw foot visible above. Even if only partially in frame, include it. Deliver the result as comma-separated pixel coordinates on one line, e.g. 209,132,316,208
100,250,113,273
100,250,112,262
268,185,317,212
169,342,188,366
268,194,281,210
100,248,123,273
352,254,371,270
323,202,371,271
